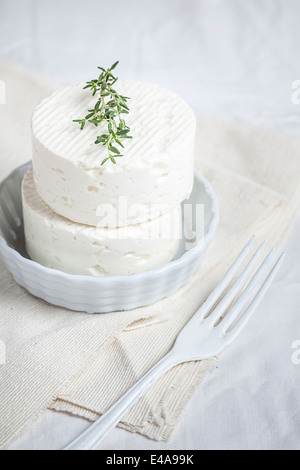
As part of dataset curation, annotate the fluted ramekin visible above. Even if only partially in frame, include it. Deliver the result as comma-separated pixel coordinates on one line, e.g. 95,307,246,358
0,162,219,313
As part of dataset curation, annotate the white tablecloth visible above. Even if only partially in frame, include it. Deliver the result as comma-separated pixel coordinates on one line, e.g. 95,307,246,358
1,0,299,450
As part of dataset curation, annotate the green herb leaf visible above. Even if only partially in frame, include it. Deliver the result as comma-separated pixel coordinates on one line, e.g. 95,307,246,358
110,61,119,70
109,145,121,154
115,138,124,148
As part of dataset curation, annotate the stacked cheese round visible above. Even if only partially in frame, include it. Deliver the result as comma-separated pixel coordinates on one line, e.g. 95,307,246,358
31,80,196,227
23,79,195,277
23,169,182,277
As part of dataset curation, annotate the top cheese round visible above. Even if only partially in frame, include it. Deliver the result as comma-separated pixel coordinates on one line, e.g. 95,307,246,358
32,80,196,227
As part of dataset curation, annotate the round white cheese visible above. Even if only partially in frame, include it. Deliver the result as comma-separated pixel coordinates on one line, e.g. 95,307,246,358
22,169,182,277
32,80,195,227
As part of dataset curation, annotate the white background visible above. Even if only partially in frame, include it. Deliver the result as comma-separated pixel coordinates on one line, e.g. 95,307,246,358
0,0,299,450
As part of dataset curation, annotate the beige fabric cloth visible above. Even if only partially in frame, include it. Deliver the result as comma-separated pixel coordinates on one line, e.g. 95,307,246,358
0,58,299,449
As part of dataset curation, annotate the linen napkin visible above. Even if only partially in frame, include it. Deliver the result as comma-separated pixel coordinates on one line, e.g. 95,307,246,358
0,58,299,449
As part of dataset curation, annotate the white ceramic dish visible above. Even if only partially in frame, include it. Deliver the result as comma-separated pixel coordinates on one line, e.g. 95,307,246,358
0,162,219,313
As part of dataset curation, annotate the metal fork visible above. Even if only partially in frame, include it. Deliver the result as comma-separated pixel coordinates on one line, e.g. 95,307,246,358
64,237,285,450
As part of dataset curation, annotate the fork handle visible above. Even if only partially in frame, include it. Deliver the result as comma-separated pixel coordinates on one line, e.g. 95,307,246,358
64,352,179,450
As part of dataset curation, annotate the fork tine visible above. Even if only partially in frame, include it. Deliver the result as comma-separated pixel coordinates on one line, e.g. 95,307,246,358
207,241,266,327
222,252,285,339
218,247,277,332
194,236,256,321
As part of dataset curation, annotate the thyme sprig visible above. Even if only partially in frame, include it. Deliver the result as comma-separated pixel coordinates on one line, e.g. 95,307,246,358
73,61,132,165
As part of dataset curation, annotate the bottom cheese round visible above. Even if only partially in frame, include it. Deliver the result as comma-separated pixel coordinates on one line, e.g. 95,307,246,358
22,169,182,277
